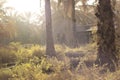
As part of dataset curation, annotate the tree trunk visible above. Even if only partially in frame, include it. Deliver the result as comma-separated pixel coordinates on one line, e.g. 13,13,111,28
95,0,118,72
64,0,76,47
45,0,56,57
72,0,77,47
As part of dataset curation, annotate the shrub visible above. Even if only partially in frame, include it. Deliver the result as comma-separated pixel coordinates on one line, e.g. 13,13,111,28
15,45,45,64
0,69,13,80
0,47,17,66
11,61,49,80
31,45,45,59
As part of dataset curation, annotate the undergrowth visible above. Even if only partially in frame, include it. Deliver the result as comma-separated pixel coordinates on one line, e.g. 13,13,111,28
0,42,120,80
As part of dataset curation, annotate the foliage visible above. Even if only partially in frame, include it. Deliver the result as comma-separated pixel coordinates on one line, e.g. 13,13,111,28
0,47,17,67
0,69,13,80
0,1,17,43
10,43,46,63
0,0,120,79
11,63,48,80
31,45,45,58
0,43,120,80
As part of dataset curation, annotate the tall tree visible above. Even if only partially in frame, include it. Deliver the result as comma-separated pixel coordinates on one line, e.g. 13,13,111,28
0,0,17,44
71,0,77,47
58,0,76,47
45,0,56,56
95,0,118,71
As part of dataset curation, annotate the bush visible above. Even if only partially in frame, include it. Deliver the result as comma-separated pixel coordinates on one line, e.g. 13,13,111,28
0,47,17,66
0,69,13,80
11,60,49,80
15,44,45,64
31,45,45,59
0,43,120,80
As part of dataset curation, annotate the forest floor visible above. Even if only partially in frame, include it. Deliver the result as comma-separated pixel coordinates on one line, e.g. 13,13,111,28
0,42,120,80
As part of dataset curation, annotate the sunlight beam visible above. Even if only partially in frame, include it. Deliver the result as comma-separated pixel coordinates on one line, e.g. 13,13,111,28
4,0,45,13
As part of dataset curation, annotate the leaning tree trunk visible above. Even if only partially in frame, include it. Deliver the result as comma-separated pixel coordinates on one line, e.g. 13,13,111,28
95,0,118,72
45,0,56,57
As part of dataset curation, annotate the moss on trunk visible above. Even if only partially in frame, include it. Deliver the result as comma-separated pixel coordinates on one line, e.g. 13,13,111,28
95,0,118,72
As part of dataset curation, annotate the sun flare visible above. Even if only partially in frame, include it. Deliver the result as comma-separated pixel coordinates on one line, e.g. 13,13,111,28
87,0,96,5
5,0,44,13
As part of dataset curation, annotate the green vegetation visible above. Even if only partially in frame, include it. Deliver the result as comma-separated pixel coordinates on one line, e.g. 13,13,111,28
0,43,119,80
0,0,120,80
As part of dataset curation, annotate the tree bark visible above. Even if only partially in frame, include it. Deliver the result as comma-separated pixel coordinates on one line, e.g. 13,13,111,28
95,0,118,72
45,0,56,57
72,0,77,47
64,0,76,47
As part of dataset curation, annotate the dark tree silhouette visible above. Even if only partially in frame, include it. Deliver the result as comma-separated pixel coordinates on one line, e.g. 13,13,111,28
45,0,56,57
95,0,118,72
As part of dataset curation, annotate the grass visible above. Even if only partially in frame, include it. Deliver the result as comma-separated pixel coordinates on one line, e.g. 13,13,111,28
0,42,120,80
